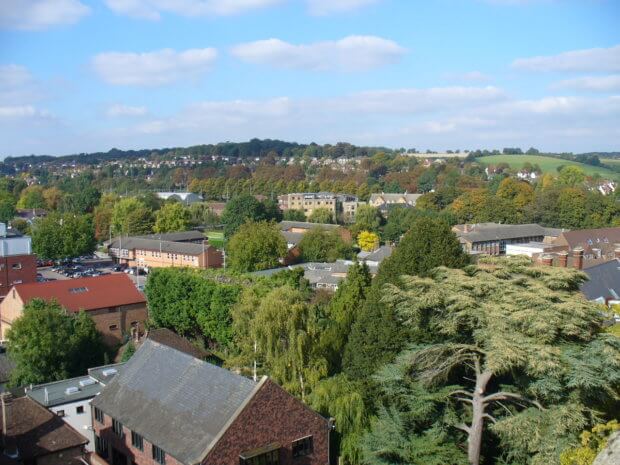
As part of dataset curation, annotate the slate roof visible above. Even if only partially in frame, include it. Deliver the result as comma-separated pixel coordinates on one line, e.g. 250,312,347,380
13,274,145,313
581,259,620,302
108,236,210,255
455,223,551,243
558,227,620,251
91,339,259,465
2,397,88,460
136,230,205,243
358,245,393,263
281,231,304,246
147,328,209,360
279,221,340,231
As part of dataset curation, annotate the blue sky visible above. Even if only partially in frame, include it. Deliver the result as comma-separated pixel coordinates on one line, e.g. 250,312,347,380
1,0,619,157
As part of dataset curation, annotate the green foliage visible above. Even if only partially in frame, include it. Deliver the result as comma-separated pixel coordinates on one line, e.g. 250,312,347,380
31,213,96,259
283,209,307,221
560,420,619,465
298,227,354,262
352,205,383,237
369,256,620,465
227,221,287,272
308,207,334,224
154,202,191,233
111,197,154,235
559,165,587,187
121,341,136,362
16,185,46,210
221,194,270,238
7,299,105,386
0,190,16,224
145,267,240,348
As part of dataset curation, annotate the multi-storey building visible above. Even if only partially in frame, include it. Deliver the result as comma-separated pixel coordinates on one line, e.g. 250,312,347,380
90,337,331,465
0,223,37,298
0,274,147,346
25,363,124,452
277,193,360,222
107,232,223,270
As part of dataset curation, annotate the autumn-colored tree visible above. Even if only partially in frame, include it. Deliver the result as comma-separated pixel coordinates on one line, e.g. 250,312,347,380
358,230,380,252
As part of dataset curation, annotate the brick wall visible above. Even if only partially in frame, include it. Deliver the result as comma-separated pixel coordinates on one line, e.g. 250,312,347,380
0,254,37,297
89,303,148,347
204,379,330,465
92,409,184,465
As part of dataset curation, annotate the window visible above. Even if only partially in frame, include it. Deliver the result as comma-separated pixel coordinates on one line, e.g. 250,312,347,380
109,324,119,331
11,263,22,270
76,406,84,415
112,418,124,437
12,280,22,285
292,436,313,458
57,410,65,417
95,435,109,458
131,431,144,451
240,449,279,465
152,445,166,464
94,406,104,424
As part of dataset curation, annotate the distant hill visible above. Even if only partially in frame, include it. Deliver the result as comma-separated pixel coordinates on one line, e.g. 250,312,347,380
475,154,620,180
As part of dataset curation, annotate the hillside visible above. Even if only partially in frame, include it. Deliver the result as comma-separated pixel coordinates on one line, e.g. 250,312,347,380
475,154,620,180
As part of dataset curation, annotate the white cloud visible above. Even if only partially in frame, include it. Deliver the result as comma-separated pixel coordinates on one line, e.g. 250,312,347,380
104,0,282,20
92,48,218,86
512,44,620,72
0,0,89,30
305,0,379,15
107,104,148,117
443,71,491,83
0,105,51,119
231,35,406,72
552,75,620,93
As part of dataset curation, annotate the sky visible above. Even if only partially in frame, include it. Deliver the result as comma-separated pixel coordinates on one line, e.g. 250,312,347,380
0,0,619,157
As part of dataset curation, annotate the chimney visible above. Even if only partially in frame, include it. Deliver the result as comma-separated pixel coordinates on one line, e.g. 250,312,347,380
557,252,568,268
540,254,553,267
1,392,13,448
572,247,584,270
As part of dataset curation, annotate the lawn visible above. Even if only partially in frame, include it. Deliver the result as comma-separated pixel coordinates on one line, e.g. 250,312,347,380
601,158,620,168
475,155,620,180
206,231,225,248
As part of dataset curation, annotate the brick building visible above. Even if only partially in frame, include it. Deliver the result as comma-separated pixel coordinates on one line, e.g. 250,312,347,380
453,223,563,255
0,274,147,346
0,394,89,465
91,338,330,465
0,223,37,299
277,193,360,223
107,232,223,270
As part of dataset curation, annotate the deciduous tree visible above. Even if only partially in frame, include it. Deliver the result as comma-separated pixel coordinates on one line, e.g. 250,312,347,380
227,221,287,272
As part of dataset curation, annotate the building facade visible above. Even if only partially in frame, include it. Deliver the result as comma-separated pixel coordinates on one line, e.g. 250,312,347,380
0,274,147,346
453,223,563,255
0,223,37,298
91,339,330,465
277,193,359,222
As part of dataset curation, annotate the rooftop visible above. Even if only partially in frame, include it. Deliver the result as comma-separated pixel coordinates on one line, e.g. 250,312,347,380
136,230,205,243
147,328,209,360
581,259,620,302
454,223,560,243
13,274,145,313
2,396,88,461
91,339,259,465
108,236,211,255
357,245,393,263
279,221,340,231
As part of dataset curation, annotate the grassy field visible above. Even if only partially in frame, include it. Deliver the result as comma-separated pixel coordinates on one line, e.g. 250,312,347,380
206,231,225,248
601,158,620,168
475,154,620,180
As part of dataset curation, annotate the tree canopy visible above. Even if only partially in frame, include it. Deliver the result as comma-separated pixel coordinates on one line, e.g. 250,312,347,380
227,220,287,272
298,227,354,262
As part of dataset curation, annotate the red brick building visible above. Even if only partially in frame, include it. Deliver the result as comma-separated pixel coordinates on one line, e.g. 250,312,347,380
0,224,37,298
91,338,331,465
0,274,147,346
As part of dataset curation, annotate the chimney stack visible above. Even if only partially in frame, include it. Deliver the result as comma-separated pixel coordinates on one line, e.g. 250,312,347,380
1,392,13,448
572,247,584,270
540,254,553,267
557,252,568,268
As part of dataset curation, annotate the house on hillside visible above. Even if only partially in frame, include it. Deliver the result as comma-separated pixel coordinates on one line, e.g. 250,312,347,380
0,274,147,346
90,338,331,465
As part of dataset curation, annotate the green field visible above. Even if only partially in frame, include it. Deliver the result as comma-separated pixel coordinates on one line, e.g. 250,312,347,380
475,155,620,180
601,158,620,168
206,231,224,248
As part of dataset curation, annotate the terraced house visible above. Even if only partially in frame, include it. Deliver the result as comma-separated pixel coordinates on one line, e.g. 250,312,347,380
90,337,331,465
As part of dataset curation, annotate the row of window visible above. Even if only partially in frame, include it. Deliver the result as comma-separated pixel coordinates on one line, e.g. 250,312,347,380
94,408,167,465
240,436,313,465
57,405,84,417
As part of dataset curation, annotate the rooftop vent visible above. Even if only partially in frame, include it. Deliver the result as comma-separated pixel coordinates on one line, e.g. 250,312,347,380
79,378,96,387
102,368,117,377
65,386,79,395
69,287,88,294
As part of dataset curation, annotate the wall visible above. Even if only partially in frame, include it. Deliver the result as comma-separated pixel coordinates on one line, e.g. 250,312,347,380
204,379,329,465
92,409,184,465
0,288,24,340
89,302,148,347
0,254,37,297
50,399,96,452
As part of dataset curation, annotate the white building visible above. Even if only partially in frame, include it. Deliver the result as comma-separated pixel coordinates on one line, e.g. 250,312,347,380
25,363,124,451
156,192,203,205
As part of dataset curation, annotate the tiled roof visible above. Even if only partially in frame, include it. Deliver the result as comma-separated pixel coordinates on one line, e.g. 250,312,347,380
136,231,205,242
581,259,620,302
455,223,550,243
13,274,145,313
559,227,620,250
2,397,88,460
91,339,259,465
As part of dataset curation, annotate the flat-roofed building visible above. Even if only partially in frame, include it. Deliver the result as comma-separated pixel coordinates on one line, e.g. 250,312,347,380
453,223,563,255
